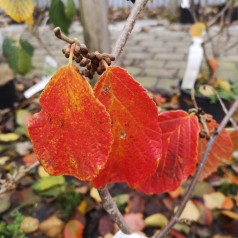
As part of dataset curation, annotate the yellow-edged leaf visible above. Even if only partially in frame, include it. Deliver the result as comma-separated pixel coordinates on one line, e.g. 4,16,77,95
0,0,34,23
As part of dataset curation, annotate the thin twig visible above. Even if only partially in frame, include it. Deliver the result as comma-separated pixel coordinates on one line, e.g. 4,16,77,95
225,39,238,52
32,29,60,65
213,89,238,129
191,89,210,135
54,27,80,45
208,0,233,27
188,0,198,23
98,187,132,234
153,98,238,238
111,0,149,62
0,162,40,195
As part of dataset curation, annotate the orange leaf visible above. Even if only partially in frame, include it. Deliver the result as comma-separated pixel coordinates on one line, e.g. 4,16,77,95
228,130,238,150
28,64,113,181
92,66,162,187
22,153,38,164
222,197,234,210
135,110,199,194
224,172,238,185
208,58,219,73
64,220,84,238
197,115,233,181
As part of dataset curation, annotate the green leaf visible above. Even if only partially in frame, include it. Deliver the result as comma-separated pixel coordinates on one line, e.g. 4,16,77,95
49,0,71,35
2,37,34,75
58,189,82,220
38,185,66,197
65,0,77,20
20,38,34,56
32,176,65,192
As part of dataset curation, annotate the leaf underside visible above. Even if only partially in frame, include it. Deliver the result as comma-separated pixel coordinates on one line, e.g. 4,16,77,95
135,110,200,194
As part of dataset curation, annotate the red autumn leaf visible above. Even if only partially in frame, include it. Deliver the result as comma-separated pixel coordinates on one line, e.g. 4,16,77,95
197,115,233,181
64,220,84,238
134,110,199,194
123,213,145,232
28,64,113,181
92,66,162,188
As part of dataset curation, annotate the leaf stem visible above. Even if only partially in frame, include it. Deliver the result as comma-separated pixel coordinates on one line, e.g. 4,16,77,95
153,98,238,238
69,43,75,65
0,162,40,195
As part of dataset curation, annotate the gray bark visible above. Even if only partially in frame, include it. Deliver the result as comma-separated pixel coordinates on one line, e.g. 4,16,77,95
78,0,110,53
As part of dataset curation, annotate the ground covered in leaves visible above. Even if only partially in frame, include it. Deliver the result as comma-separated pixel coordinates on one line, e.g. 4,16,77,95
0,72,238,238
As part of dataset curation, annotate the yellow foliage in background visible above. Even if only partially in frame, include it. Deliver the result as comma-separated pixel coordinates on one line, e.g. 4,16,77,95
0,0,34,24
190,22,206,37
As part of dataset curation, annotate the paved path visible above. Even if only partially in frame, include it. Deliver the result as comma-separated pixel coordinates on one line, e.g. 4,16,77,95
18,20,238,92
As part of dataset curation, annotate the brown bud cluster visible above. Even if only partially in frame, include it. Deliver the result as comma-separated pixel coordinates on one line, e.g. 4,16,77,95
62,44,115,79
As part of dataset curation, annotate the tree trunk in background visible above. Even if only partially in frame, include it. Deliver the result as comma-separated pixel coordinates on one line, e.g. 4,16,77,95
78,0,110,53
167,0,180,22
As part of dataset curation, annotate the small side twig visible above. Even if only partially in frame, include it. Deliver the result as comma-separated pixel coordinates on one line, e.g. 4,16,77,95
213,89,238,130
0,161,40,195
208,0,233,27
32,29,60,65
54,27,80,45
191,89,210,136
98,186,132,234
153,98,238,238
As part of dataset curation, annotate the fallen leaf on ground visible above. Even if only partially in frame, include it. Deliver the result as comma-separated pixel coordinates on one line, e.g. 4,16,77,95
64,219,84,238
221,210,238,220
40,215,64,238
98,215,115,236
77,200,87,215
32,176,65,192
168,186,183,199
176,200,200,222
144,213,168,227
20,216,39,233
123,213,145,232
90,187,101,203
203,192,226,209
0,133,19,142
38,165,50,178
22,153,38,164
222,197,234,210
193,200,213,225
125,195,145,213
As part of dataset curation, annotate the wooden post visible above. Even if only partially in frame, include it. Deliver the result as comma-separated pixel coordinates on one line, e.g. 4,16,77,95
78,0,110,53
